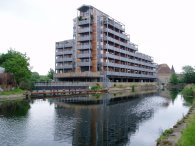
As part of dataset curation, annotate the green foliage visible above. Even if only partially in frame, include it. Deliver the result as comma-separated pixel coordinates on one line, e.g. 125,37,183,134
169,89,179,101
39,75,50,82
47,68,54,80
131,85,135,92
157,128,173,144
182,86,195,97
31,72,40,82
91,84,103,91
182,85,195,104
178,114,195,146
182,65,195,83
0,88,24,95
0,49,31,86
0,100,30,117
170,73,179,84
78,16,82,21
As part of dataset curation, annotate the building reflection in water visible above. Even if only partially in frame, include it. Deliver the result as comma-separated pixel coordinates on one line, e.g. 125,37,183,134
50,93,170,146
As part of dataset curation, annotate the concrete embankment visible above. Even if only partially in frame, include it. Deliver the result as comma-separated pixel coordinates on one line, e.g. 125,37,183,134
108,82,158,93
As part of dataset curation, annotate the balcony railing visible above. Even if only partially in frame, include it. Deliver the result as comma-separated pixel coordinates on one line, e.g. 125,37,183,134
56,50,73,55
78,35,92,41
104,62,156,73
77,62,91,66
77,44,91,50
104,28,128,40
104,20,125,32
103,53,156,68
78,19,91,25
78,27,91,33
56,58,73,62
56,64,73,69
105,71,156,78
56,43,73,48
54,71,101,78
77,53,91,58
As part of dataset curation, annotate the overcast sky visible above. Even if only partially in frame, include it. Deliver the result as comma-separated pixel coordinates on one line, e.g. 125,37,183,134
0,0,194,75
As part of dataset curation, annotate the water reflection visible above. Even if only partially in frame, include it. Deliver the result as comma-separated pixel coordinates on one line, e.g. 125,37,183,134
0,92,190,146
51,93,170,146
0,100,30,145
0,100,30,117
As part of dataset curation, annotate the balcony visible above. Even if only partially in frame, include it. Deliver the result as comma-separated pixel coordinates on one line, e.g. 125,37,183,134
78,27,91,33
77,44,91,50
55,71,101,78
135,52,153,61
78,19,91,25
56,57,73,62
56,50,73,55
104,20,125,32
105,45,136,57
78,35,92,41
77,52,91,58
105,71,156,78
77,62,91,66
104,28,129,40
56,43,73,48
56,64,73,69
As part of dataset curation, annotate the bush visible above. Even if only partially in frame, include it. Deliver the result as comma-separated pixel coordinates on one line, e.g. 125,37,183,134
91,84,103,91
182,86,194,97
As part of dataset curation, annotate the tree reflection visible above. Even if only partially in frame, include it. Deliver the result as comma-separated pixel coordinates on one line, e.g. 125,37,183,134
0,100,30,117
169,89,180,103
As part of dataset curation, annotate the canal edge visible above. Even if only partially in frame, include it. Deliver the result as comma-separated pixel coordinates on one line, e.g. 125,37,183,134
156,105,195,146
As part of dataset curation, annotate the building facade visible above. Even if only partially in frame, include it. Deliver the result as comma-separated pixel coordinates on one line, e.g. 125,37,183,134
55,5,156,82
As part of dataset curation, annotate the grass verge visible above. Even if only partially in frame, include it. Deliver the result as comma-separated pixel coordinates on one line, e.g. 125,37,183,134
0,88,24,95
178,112,195,146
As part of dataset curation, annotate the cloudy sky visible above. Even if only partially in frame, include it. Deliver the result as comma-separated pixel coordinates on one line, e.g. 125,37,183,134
0,0,194,75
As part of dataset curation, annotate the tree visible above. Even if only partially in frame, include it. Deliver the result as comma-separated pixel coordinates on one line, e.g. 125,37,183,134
47,68,54,80
169,73,179,85
0,49,31,86
182,65,195,83
31,72,40,82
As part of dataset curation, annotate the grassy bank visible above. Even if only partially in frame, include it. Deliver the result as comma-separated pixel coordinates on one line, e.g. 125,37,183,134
178,109,195,146
157,84,195,146
0,88,24,95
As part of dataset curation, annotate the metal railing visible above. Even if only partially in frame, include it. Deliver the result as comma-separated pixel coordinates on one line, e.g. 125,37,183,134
54,71,101,78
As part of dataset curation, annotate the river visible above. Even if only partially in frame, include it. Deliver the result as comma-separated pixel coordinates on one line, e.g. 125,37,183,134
0,90,190,146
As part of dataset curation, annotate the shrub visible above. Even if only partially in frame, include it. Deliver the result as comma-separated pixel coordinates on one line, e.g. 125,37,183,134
91,84,102,91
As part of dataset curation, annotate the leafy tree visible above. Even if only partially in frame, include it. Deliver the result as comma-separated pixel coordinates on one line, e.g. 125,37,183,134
169,73,179,85
0,49,31,86
47,68,54,80
182,65,195,83
31,72,40,82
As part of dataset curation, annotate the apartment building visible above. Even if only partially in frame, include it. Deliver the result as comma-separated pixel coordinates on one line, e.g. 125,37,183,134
55,5,156,82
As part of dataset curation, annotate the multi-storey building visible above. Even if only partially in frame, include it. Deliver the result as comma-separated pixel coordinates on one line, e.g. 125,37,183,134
55,5,156,82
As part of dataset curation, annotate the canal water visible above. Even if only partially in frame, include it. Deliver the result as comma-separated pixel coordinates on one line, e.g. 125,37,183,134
0,91,190,146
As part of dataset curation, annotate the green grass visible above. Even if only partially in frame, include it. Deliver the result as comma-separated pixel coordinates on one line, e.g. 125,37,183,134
156,128,173,144
0,88,24,95
178,113,195,146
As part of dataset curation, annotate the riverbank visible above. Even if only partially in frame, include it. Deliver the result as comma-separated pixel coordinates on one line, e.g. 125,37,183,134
0,94,25,102
157,84,195,146
157,105,195,146
108,82,157,93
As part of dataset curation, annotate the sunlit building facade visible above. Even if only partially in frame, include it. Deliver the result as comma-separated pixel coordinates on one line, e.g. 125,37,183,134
55,5,156,82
